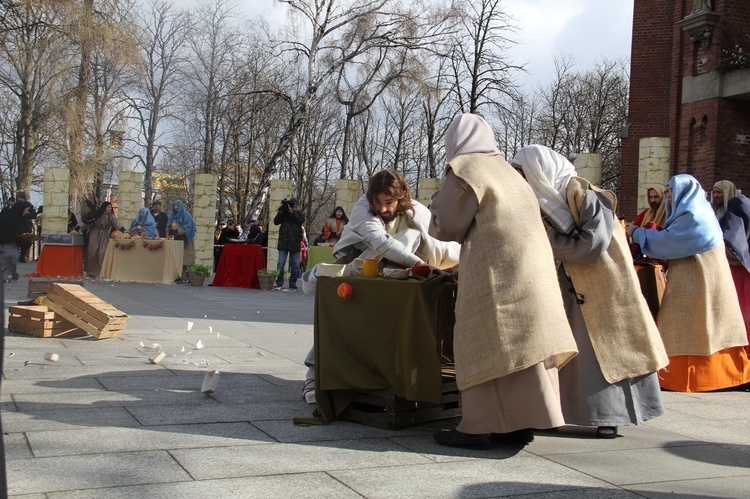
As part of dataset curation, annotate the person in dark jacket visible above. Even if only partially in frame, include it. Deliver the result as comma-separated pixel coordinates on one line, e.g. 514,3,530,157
273,197,305,290
0,200,32,282
15,192,36,262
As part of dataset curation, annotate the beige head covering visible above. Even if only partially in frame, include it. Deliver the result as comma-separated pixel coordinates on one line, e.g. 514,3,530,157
445,113,501,162
511,144,578,235
640,184,667,228
712,180,738,218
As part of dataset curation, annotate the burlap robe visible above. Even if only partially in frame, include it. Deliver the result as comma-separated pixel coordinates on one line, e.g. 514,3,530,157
563,177,669,383
657,243,748,356
449,155,578,391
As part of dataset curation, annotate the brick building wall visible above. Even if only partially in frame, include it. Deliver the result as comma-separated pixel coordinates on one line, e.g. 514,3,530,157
622,0,750,218
621,0,676,218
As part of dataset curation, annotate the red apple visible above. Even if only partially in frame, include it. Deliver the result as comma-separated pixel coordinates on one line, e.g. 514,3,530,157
337,282,353,299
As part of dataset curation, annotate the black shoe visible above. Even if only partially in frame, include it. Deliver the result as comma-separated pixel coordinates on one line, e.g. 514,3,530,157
433,429,491,450
596,426,618,439
18,258,27,263
491,428,534,446
289,285,298,290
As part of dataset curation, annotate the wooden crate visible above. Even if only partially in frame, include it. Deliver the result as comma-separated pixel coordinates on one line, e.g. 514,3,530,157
339,371,461,430
42,283,130,339
7,305,85,338
28,278,85,298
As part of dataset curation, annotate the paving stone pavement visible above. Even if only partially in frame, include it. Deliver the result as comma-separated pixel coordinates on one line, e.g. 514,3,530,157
2,261,750,498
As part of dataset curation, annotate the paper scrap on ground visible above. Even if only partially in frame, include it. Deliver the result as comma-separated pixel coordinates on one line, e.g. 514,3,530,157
201,370,220,393
195,339,204,350
44,353,59,362
186,321,194,331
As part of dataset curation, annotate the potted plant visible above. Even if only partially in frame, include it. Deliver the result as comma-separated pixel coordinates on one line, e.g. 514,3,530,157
257,268,280,290
186,264,211,287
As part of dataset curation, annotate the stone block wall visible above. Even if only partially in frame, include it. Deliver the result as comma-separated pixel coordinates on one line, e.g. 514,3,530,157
417,178,441,207
267,179,294,273
637,137,671,214
192,173,217,270
118,171,143,227
573,153,602,187
335,179,361,218
42,168,70,235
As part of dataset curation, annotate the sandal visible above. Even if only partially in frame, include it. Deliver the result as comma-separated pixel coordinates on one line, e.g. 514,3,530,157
596,426,618,439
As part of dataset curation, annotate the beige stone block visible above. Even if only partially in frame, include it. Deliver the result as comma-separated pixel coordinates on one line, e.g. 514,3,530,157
48,193,68,206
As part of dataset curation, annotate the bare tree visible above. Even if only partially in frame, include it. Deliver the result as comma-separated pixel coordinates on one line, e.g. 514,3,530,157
417,55,458,177
88,1,139,202
127,0,187,204
494,93,540,159
534,55,629,191
0,1,67,195
245,0,451,220
448,0,522,114
333,41,409,179
183,0,244,174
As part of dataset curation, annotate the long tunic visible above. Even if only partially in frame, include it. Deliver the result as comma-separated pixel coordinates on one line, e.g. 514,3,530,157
429,155,578,433
550,186,664,426
657,244,750,392
82,213,120,277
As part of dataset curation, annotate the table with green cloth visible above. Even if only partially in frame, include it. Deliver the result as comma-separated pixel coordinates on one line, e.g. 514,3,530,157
306,245,336,269
305,274,456,425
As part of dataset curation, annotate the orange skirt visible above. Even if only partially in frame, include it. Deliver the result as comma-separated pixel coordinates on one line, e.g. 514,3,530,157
659,346,750,392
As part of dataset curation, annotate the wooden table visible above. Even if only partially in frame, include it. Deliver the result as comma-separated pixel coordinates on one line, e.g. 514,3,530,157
307,274,458,426
100,239,184,284
210,243,265,289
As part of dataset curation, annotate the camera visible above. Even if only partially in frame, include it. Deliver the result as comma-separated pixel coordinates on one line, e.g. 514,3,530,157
281,199,289,207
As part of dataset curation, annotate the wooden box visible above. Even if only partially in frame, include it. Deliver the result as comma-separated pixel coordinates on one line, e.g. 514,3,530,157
42,283,130,339
7,305,85,338
28,278,85,298
339,371,461,430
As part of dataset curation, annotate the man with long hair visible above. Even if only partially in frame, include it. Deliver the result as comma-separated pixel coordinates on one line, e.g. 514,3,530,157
332,170,458,269
301,169,460,403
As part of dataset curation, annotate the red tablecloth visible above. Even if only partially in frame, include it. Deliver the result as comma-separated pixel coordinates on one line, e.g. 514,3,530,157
36,245,84,278
210,243,265,288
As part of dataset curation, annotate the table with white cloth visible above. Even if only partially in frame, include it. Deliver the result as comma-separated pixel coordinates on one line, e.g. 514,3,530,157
100,239,184,284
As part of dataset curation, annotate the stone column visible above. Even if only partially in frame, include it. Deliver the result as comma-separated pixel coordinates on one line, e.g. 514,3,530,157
192,173,218,270
335,179,362,218
42,168,70,235
573,153,602,186
118,171,143,227
267,179,294,273
417,178,442,207
637,138,671,212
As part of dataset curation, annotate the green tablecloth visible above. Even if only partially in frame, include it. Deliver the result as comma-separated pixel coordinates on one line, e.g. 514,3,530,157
305,274,455,424
306,246,336,269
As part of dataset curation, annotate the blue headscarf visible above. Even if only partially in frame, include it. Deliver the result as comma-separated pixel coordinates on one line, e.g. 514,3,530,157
633,174,723,260
720,195,750,272
166,199,197,243
130,207,158,238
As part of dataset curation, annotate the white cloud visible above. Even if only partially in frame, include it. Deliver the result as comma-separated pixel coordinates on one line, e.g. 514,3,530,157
505,0,633,89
